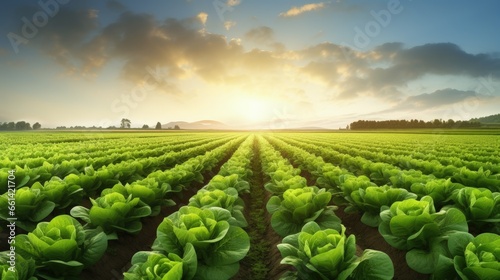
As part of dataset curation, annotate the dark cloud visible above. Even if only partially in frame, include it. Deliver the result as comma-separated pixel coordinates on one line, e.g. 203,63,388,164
301,42,500,100
106,0,127,11
386,88,485,112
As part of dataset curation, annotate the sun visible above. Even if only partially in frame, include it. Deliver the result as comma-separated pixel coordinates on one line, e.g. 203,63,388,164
237,97,270,123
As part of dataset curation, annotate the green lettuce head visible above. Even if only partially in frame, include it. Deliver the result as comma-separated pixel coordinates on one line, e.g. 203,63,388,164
0,253,37,280
379,196,468,251
124,244,197,280
278,222,394,280
267,186,341,237
70,192,152,235
455,232,500,280
188,187,247,227
0,187,55,231
152,206,250,280
15,215,107,278
450,187,500,233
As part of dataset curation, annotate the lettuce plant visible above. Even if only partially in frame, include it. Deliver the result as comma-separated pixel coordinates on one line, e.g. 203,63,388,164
266,186,341,237
278,222,394,280
203,174,250,194
410,178,463,209
152,206,250,280
344,185,417,227
448,187,500,233
455,233,500,279
265,173,307,195
31,177,84,209
101,180,175,216
0,253,37,280
433,232,500,280
188,187,247,227
14,215,107,279
453,167,500,192
70,192,151,236
0,187,55,231
124,244,197,280
379,196,468,251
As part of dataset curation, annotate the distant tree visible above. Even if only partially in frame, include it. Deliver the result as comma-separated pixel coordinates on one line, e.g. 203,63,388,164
142,124,149,129
120,118,131,128
33,122,41,130
346,125,350,130
155,122,162,130
15,121,26,130
7,122,15,130
174,125,180,130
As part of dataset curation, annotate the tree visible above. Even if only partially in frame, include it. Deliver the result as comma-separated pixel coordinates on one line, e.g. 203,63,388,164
15,121,26,130
155,122,162,130
33,122,41,130
120,118,131,128
142,124,149,129
174,125,180,130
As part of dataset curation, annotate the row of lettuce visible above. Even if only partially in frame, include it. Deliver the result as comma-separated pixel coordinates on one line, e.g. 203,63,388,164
0,134,231,194
299,133,499,165
258,136,395,280
0,136,246,279
2,132,498,279
123,135,256,279
265,135,500,279
276,134,500,193
0,136,238,231
124,135,397,280
0,133,220,168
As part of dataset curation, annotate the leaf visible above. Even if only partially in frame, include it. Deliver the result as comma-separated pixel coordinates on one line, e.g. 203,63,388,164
206,226,250,266
81,230,108,266
195,263,240,280
351,249,394,280
69,206,91,223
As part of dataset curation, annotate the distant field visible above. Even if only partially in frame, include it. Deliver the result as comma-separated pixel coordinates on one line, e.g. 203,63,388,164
1,131,499,279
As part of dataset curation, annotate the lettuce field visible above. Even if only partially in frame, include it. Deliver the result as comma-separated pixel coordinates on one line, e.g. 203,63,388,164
1,131,500,280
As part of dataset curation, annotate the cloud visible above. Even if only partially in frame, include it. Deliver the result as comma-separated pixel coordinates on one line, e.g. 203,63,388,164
300,42,500,100
224,20,236,30
226,0,242,7
197,12,208,25
106,0,127,11
379,89,489,115
280,2,326,17
244,26,274,44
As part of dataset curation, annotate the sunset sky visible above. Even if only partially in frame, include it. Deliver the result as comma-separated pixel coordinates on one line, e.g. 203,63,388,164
1,0,499,129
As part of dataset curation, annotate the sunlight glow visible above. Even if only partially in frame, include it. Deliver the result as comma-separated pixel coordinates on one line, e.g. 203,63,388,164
237,97,270,123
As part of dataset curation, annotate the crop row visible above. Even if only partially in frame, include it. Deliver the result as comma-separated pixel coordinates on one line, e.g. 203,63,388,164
1,136,246,279
123,135,256,279
287,133,500,173
273,135,500,192
0,134,221,168
0,135,236,196
257,135,395,279
265,135,500,279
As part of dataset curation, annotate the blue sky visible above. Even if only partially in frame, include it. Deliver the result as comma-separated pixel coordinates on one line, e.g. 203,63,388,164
1,0,499,129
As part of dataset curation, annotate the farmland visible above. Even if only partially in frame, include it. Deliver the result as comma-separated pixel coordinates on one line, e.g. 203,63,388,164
1,130,500,279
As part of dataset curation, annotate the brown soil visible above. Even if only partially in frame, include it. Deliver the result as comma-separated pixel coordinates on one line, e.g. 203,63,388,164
234,137,293,280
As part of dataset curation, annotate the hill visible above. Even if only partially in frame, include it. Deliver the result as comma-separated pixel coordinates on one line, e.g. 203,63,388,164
162,120,232,130
471,113,500,124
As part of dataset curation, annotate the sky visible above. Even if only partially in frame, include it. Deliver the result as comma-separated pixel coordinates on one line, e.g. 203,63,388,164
1,0,500,129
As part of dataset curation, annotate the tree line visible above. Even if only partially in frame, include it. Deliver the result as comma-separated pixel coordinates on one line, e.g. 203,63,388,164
0,121,41,130
349,119,481,130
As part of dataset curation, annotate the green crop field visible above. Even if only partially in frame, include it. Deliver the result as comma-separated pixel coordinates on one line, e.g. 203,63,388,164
1,130,500,279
